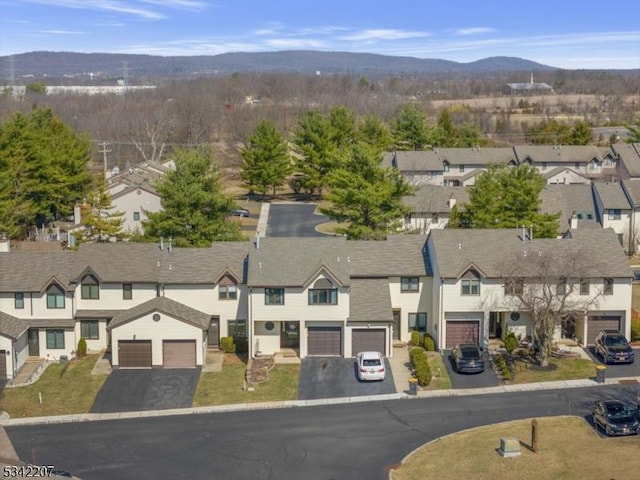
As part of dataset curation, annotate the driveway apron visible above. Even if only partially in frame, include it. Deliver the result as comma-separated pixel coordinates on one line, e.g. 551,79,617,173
90,368,201,413
584,347,640,378
298,357,396,400
442,350,500,389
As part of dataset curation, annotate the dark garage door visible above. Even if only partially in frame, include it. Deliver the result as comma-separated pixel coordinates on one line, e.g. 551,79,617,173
308,326,342,356
163,340,197,368
0,350,6,380
352,329,386,356
586,316,621,345
118,340,152,368
446,321,480,348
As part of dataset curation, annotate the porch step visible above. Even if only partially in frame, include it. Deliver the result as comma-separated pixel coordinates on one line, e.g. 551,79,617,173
246,356,275,384
274,349,301,365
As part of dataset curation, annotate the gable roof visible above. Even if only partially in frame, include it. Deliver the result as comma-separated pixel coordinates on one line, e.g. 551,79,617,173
403,185,470,213
381,151,441,172
593,182,631,210
434,147,517,166
0,311,28,340
429,228,632,279
621,179,640,206
612,143,640,177
514,145,604,164
539,184,597,229
247,237,350,287
347,235,430,277
0,252,77,292
349,278,393,322
107,296,211,331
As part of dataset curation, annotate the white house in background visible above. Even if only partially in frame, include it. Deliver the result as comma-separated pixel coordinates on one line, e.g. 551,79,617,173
592,182,632,251
381,151,443,186
435,147,518,186
514,145,605,183
111,184,161,234
402,185,469,233
426,228,632,350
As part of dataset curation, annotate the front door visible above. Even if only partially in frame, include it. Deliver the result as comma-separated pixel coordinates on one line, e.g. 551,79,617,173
281,321,299,349
208,317,220,348
28,329,39,356
392,310,401,340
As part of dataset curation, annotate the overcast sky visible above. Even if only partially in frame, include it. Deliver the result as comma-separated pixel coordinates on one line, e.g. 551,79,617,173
0,0,638,69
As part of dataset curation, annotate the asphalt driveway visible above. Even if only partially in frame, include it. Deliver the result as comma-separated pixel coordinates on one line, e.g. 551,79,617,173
583,347,640,378
91,368,201,413
267,204,330,237
442,350,500,389
298,357,396,400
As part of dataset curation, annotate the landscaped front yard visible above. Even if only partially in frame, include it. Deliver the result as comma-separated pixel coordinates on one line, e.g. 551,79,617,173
508,356,596,384
193,354,300,406
0,355,107,418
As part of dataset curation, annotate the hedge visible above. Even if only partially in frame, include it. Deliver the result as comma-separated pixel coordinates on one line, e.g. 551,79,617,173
409,347,432,386
220,336,236,353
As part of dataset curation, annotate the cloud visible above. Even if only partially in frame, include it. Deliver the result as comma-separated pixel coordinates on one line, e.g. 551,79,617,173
265,38,329,49
41,29,85,35
341,29,430,42
456,27,495,36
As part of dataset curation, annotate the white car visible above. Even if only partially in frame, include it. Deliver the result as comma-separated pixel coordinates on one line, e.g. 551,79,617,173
356,351,386,381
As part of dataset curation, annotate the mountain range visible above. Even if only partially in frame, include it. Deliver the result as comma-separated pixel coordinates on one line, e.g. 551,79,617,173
1,51,562,80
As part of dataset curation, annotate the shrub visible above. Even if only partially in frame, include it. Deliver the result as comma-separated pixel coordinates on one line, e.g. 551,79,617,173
502,329,518,354
409,347,432,386
631,311,640,342
220,336,236,353
495,354,511,381
77,337,87,358
422,333,436,352
410,330,421,347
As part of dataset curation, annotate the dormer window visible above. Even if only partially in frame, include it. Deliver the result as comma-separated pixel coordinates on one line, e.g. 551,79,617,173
218,275,238,300
81,274,99,300
46,284,65,309
308,278,338,305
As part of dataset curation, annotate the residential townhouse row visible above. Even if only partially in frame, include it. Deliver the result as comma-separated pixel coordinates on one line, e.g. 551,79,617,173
0,226,632,381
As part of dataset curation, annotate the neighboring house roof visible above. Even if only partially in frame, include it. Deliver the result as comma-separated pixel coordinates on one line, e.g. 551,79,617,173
542,166,589,181
0,252,77,292
347,235,430,277
539,184,597,229
111,183,159,200
403,185,469,213
247,237,350,287
381,151,441,172
107,296,211,331
514,145,604,164
0,312,28,340
429,228,631,279
435,147,517,166
348,278,393,322
26,318,76,328
621,180,640,206
612,143,640,177
593,182,631,210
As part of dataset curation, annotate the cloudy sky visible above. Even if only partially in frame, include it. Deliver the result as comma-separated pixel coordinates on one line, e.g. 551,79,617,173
0,0,638,69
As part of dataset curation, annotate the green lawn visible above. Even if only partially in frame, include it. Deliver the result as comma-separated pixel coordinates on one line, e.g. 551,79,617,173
0,355,107,418
193,355,300,406
425,352,452,390
510,356,596,384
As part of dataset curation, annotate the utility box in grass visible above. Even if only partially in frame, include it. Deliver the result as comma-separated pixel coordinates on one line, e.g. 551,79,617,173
498,437,521,458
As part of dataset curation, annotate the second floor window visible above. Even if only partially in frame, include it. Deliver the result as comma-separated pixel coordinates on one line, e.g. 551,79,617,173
461,278,480,296
133,211,140,221
14,292,24,309
309,288,337,305
401,277,419,292
580,279,590,296
603,278,614,295
459,164,465,172
608,209,621,220
219,285,238,300
81,275,99,300
46,284,65,309
265,288,284,305
504,279,524,296
556,280,567,296
123,283,133,300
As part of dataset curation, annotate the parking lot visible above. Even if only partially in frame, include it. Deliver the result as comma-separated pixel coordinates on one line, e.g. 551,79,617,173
298,357,396,400
267,203,330,237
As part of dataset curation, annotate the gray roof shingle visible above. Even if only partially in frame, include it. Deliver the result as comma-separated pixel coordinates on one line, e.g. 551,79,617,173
347,235,430,277
349,278,393,322
539,184,597,229
593,182,631,210
0,312,28,340
435,147,517,166
403,185,470,213
107,296,211,330
613,143,640,177
514,145,604,164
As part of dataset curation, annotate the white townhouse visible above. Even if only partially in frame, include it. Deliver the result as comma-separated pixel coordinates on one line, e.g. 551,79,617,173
401,185,469,233
514,145,604,184
111,184,161,234
426,227,633,350
382,151,443,186
434,147,517,186
592,182,633,252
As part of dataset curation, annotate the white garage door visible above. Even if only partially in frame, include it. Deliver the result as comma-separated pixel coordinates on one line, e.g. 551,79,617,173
163,340,197,368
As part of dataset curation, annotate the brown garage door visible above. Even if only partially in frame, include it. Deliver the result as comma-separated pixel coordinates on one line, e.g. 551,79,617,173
163,340,197,368
586,316,621,345
446,321,480,349
308,326,342,356
118,340,152,368
0,350,6,380
352,329,386,356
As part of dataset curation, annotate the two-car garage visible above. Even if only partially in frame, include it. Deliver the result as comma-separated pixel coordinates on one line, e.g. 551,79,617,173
116,339,197,368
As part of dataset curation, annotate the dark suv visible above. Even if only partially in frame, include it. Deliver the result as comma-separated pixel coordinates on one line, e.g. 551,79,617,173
594,330,635,364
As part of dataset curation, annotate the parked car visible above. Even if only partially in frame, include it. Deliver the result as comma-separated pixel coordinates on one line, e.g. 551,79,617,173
356,351,386,381
592,400,639,436
231,208,250,217
451,344,485,374
594,330,635,364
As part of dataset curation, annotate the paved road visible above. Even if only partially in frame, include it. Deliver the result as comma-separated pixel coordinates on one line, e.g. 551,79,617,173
7,385,638,480
267,204,330,237
91,369,201,413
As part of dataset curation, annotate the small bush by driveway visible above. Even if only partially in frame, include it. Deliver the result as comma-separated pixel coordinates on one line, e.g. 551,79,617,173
298,357,396,400
91,368,201,413
442,351,500,389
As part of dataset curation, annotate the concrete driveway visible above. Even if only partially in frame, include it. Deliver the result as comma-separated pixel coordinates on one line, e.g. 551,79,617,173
298,357,396,400
267,204,330,237
90,368,201,413
583,347,640,378
442,350,500,389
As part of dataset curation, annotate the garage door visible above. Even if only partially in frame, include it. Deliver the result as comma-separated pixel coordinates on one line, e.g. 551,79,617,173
308,326,342,356
163,340,197,368
446,321,480,349
0,350,6,380
586,316,621,345
118,340,152,368
352,329,386,356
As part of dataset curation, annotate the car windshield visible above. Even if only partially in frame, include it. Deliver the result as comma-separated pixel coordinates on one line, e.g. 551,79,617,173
606,403,637,419
459,347,480,359
362,359,381,367
605,336,628,347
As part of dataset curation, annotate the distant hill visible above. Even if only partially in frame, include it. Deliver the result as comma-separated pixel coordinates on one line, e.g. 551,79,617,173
1,51,560,80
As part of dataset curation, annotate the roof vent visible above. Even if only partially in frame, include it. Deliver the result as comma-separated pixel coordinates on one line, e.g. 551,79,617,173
457,243,462,249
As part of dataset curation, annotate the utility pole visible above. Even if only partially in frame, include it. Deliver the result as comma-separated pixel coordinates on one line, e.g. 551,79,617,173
98,142,112,179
